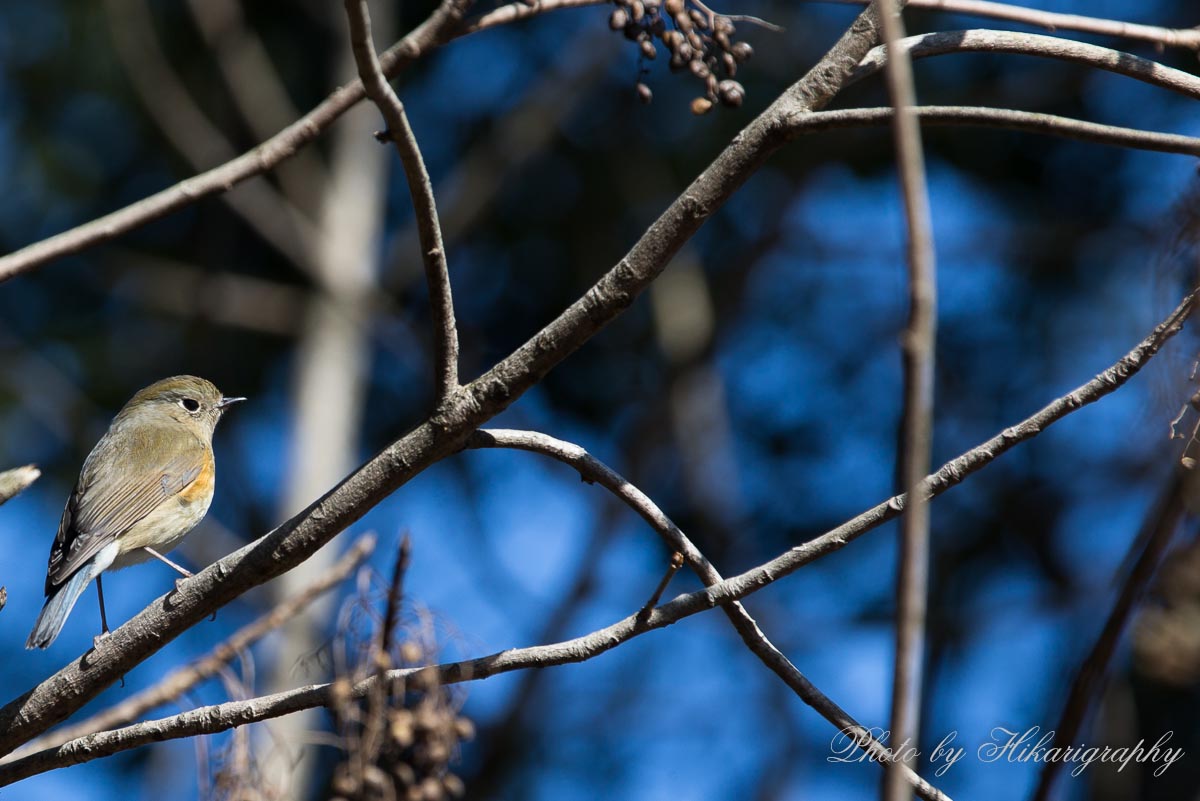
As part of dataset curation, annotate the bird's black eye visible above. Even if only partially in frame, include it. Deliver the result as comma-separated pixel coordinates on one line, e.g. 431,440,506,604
180,397,200,413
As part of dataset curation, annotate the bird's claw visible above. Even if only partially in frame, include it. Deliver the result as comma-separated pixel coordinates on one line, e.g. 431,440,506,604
92,630,111,650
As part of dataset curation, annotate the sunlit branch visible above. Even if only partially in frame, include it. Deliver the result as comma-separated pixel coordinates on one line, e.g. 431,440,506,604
851,29,1200,100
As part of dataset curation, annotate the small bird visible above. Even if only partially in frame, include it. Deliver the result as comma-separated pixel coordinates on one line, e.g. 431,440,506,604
26,376,244,649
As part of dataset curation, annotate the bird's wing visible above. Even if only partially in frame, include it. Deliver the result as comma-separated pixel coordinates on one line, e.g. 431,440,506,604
44,422,206,593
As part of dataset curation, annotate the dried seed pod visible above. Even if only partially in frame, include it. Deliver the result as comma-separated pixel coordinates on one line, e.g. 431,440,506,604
689,59,710,79
717,79,744,107
714,30,730,50
609,7,628,30
691,96,713,115
714,15,735,35
640,38,657,59
731,41,753,62
722,51,736,75
631,0,645,22
689,8,707,27
637,82,653,103
669,52,688,72
665,0,683,16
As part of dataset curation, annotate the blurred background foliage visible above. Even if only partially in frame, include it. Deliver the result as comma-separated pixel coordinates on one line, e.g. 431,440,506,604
2,0,1200,799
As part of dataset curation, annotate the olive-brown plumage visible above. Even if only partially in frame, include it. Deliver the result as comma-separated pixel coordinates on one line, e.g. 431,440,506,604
27,376,243,649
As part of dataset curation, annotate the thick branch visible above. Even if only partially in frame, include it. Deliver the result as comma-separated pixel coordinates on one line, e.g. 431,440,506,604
786,106,1200,156
0,4,884,756
0,534,374,763
345,0,460,401
851,29,1200,100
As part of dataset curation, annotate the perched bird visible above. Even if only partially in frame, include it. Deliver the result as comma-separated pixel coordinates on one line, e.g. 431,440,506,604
26,376,244,649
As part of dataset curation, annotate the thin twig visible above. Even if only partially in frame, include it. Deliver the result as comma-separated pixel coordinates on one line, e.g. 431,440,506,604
639,552,684,619
850,30,1200,100
784,106,1200,156
0,465,39,507
812,0,1200,50
378,535,411,659
344,0,461,402
0,533,375,763
876,1,937,798
465,428,950,798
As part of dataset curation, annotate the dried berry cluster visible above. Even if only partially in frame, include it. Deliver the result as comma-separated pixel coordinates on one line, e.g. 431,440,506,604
607,0,752,113
329,643,475,801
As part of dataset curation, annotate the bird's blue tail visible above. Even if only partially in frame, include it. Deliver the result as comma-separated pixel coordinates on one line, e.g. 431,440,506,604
25,569,92,649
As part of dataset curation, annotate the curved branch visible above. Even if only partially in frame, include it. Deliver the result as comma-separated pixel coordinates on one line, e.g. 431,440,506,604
786,106,1200,156
466,428,949,798
851,29,1200,100
0,4,886,758
345,0,460,402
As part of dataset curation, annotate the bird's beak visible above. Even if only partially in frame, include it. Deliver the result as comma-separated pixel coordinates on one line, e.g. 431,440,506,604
216,396,247,410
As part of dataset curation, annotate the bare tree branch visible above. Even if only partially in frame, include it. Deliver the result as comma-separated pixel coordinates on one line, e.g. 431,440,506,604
786,106,1200,156
345,0,461,403
0,465,39,507
5,280,1194,784
851,29,1200,100
466,429,949,801
875,2,937,798
0,3,886,755
0,533,375,764
0,0,499,283
817,0,1200,49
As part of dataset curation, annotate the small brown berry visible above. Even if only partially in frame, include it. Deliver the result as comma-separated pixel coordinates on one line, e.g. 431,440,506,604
665,0,683,16
609,7,628,30
640,39,657,59
731,41,753,62
717,79,744,107
636,82,653,104
631,0,645,22
691,96,713,115
689,59,710,79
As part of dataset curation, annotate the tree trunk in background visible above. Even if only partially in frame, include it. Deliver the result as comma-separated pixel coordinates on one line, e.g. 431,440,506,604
258,10,389,794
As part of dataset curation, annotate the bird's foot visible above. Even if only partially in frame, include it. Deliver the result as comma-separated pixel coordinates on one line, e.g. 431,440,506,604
92,630,111,651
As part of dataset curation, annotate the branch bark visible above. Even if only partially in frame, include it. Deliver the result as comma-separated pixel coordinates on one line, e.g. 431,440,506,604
0,534,374,763
0,466,39,507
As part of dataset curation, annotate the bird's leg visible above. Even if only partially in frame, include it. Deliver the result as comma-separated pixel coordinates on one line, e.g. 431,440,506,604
143,546,194,588
93,574,112,650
